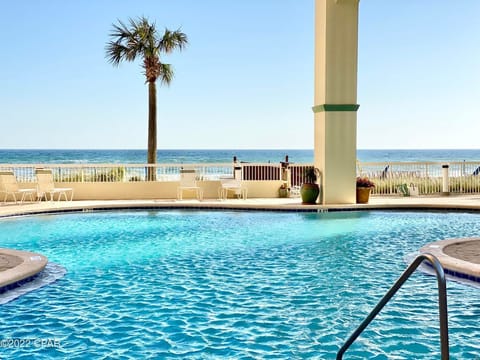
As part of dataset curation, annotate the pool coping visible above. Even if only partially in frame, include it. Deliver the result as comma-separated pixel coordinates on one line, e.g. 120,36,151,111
0,248,48,291
420,238,480,283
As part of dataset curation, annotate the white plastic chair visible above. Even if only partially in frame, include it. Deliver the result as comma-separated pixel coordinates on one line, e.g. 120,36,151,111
177,169,203,200
0,171,37,204
36,169,74,201
218,178,247,200
290,185,301,198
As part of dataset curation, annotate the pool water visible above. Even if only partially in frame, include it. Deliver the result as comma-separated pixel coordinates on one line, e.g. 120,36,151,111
0,210,480,359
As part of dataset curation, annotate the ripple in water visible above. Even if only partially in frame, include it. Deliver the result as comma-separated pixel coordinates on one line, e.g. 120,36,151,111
0,210,479,359
0,263,66,305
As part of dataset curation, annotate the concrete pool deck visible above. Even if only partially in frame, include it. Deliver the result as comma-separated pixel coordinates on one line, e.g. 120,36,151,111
4,194,480,215
1,194,480,289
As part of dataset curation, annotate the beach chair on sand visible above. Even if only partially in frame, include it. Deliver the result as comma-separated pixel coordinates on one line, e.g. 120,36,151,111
177,169,203,200
36,169,74,201
380,165,390,179
0,171,37,204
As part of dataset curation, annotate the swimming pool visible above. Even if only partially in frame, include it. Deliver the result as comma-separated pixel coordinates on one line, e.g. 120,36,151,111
0,210,479,359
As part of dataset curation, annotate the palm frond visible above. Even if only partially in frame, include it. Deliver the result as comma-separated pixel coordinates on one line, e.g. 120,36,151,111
109,19,133,41
105,41,130,65
158,63,174,86
158,28,188,53
105,17,146,64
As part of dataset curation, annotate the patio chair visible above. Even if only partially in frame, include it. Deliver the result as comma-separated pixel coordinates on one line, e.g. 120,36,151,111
218,178,247,200
290,185,301,197
0,171,37,204
177,169,203,200
35,169,74,201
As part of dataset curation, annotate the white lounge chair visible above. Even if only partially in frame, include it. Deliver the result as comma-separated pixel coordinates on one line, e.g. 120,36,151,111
218,178,247,200
177,169,203,200
0,171,37,204
36,169,74,201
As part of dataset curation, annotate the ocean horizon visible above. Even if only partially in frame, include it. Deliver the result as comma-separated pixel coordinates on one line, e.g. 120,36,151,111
1,149,480,164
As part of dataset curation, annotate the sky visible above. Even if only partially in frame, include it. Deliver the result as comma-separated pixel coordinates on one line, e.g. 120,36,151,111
0,0,479,150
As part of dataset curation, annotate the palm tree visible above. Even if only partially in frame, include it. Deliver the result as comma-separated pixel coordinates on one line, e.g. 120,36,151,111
106,17,188,180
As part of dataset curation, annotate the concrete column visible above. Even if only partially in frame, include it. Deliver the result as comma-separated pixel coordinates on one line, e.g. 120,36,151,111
313,0,360,204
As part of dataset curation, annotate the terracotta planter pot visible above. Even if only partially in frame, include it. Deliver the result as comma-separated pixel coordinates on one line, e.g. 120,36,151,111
356,187,371,204
301,183,320,204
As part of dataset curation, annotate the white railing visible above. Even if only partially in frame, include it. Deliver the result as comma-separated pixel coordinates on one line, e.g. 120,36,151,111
447,162,480,194
3,161,480,196
357,161,480,195
357,161,442,195
0,163,237,183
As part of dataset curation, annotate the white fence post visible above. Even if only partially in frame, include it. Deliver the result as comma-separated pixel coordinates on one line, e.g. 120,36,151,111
442,164,449,195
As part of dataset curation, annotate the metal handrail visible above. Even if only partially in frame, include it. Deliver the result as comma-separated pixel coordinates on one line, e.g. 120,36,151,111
337,253,449,359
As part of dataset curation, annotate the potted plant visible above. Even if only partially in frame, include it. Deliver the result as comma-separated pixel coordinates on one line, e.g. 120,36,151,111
301,167,321,204
278,183,290,198
356,176,375,203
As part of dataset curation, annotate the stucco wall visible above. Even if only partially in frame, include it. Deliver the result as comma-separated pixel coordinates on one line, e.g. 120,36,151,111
18,180,285,200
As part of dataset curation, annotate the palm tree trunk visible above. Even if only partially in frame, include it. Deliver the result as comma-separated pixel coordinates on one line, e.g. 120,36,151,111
147,81,157,181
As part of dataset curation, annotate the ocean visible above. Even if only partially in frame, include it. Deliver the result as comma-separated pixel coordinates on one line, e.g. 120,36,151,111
1,149,480,164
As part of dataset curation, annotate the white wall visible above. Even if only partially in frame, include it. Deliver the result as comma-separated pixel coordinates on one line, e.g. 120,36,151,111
19,180,285,200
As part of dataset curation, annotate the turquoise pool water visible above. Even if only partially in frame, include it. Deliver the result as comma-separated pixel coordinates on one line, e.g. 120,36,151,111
0,210,479,359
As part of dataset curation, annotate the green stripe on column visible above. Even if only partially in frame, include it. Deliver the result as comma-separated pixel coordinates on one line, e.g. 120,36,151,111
312,104,360,112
